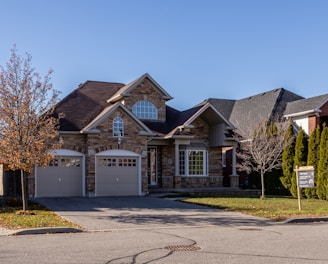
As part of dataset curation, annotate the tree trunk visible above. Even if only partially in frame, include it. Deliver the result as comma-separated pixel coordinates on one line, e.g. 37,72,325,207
20,169,28,211
260,171,265,199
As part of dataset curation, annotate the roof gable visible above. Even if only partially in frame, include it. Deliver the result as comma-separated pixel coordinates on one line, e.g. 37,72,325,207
284,94,328,117
55,81,124,131
144,103,234,138
204,88,303,137
107,73,173,103
81,102,153,135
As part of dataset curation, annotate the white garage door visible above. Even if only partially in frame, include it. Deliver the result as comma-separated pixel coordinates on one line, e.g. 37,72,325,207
36,150,84,197
96,150,140,196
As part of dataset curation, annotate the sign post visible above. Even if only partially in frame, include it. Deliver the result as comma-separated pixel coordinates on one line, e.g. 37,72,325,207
294,166,315,211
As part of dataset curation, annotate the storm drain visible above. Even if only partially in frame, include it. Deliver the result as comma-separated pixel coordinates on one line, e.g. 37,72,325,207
164,245,201,251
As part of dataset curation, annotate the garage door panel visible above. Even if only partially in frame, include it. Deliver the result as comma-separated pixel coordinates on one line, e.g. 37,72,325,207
36,156,83,197
96,156,139,196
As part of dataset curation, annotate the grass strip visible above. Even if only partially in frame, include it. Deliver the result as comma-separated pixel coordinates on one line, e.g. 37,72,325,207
0,199,81,230
184,196,328,221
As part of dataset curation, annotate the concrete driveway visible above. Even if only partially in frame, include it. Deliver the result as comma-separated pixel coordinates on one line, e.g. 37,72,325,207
35,196,272,231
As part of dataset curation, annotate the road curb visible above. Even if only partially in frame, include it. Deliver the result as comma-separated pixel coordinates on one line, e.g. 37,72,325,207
1,227,83,236
283,217,328,224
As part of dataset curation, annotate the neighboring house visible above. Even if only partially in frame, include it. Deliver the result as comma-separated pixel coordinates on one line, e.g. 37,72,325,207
284,94,328,135
28,73,237,197
199,88,304,186
201,88,304,138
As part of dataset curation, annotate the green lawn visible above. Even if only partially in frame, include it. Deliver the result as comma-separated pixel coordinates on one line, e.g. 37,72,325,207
184,196,328,221
0,198,81,230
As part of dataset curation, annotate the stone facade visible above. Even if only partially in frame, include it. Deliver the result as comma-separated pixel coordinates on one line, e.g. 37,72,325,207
26,74,235,197
124,78,167,122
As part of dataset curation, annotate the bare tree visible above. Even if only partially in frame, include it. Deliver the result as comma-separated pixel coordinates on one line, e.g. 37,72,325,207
237,119,291,199
0,46,61,211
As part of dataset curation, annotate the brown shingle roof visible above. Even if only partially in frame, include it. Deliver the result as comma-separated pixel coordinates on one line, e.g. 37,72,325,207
55,81,125,131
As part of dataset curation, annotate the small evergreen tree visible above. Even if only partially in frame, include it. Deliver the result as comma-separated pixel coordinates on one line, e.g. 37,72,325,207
316,126,328,200
291,128,308,197
280,122,295,194
305,126,321,198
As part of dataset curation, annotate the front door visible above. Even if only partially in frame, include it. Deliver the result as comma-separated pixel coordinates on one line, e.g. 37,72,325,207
147,147,157,186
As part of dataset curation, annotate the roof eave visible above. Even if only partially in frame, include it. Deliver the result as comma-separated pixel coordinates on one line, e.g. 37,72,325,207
59,131,82,135
284,109,321,118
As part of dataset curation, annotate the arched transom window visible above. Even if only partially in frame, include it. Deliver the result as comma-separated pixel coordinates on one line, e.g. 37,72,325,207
113,117,124,137
132,101,158,120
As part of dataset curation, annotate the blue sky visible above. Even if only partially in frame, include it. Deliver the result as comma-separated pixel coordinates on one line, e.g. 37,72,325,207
1,0,328,109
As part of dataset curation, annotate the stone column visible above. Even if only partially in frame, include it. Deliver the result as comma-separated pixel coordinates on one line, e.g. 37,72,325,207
174,142,179,188
229,145,239,188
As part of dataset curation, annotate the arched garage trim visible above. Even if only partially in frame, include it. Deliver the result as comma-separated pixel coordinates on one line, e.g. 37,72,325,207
95,149,142,196
35,149,85,197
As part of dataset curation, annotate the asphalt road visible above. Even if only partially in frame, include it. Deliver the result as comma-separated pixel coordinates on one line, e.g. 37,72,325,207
1,222,328,263
1,196,328,263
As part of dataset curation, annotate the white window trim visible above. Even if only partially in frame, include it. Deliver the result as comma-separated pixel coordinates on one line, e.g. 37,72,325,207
179,149,208,176
132,100,158,120
113,117,124,137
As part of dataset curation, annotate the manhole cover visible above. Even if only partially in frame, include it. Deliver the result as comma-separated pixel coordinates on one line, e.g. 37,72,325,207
164,245,201,251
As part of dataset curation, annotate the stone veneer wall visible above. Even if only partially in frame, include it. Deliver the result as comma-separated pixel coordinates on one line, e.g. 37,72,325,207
28,108,150,196
85,109,149,194
123,78,167,122
158,117,225,189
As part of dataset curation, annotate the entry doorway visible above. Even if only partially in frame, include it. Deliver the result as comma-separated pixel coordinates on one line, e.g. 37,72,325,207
147,147,157,186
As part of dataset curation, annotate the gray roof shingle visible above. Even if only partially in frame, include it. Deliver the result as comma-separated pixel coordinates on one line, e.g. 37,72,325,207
204,88,303,136
284,94,328,116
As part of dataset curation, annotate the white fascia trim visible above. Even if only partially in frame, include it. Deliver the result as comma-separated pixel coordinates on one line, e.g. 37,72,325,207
96,149,139,157
107,93,131,103
184,103,235,129
80,129,100,134
81,103,153,135
115,73,173,102
284,109,321,118
49,149,84,156
164,135,194,139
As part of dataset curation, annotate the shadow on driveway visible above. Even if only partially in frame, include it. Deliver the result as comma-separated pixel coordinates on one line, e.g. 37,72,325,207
35,196,272,231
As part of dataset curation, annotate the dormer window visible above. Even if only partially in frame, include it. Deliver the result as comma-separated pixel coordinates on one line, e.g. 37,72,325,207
113,117,124,137
132,101,158,120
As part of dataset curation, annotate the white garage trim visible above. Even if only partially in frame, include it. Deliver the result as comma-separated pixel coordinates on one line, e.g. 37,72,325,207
35,149,85,197
96,149,140,157
95,149,142,196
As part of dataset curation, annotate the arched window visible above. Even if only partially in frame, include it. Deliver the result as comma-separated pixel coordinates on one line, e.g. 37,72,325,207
113,117,124,137
132,101,158,120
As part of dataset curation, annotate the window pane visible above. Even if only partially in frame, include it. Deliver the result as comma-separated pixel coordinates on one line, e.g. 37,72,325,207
132,101,158,120
188,151,204,175
113,117,124,137
179,151,185,175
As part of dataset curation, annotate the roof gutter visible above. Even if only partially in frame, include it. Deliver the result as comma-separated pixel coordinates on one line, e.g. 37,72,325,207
284,108,321,118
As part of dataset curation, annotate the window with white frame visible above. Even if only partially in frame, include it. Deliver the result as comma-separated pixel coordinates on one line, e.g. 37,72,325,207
113,117,124,137
132,101,158,120
179,148,208,176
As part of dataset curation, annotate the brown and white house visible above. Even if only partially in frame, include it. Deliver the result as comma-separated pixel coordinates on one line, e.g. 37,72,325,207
29,73,238,197
284,94,328,135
